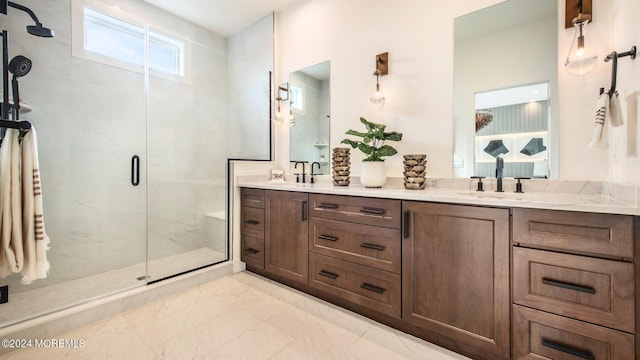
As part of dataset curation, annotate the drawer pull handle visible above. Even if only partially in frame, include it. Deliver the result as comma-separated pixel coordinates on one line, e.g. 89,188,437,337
246,248,260,254
318,203,339,209
360,243,385,251
360,207,385,215
245,220,260,225
361,283,385,294
318,235,338,242
542,278,596,294
318,270,339,279
302,201,308,221
403,211,410,239
541,339,594,360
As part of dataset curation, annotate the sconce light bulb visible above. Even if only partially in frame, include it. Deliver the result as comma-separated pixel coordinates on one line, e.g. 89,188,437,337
565,20,598,76
370,80,385,109
274,103,284,124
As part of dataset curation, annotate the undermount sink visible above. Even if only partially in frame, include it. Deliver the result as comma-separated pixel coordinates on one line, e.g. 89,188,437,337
456,191,545,201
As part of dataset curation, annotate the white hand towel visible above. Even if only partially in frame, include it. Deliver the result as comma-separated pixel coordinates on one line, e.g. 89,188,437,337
0,129,24,277
20,127,50,284
588,93,608,148
609,91,624,127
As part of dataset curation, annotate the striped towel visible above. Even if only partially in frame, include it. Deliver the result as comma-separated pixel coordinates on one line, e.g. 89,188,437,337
588,93,608,148
0,129,24,277
20,127,50,284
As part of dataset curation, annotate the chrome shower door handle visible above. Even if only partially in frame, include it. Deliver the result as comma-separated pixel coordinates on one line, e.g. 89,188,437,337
131,155,140,186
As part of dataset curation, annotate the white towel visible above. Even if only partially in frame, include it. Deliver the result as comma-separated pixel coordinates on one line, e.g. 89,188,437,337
588,93,608,148
609,91,624,127
0,129,24,277
20,128,50,284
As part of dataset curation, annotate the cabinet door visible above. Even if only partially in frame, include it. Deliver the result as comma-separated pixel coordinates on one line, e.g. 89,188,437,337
402,201,510,360
265,190,309,285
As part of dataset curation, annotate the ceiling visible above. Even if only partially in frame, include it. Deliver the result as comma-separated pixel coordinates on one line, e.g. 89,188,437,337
140,0,303,37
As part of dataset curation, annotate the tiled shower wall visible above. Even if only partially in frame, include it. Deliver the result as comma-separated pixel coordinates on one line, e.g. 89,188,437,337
2,0,229,291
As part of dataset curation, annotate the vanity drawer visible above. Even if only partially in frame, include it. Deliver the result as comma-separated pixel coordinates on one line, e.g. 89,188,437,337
309,253,401,318
512,305,634,360
512,208,633,259
513,247,635,332
241,206,264,239
309,217,401,273
241,188,265,209
309,194,401,229
241,235,264,269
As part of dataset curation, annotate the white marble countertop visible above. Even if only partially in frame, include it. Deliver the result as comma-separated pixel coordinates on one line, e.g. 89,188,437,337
237,176,639,216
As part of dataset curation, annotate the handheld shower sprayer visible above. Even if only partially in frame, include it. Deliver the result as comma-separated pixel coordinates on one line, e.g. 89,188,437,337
8,55,31,119
1,1,53,121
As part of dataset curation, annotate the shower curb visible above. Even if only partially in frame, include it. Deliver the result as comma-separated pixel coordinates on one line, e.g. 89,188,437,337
0,261,234,356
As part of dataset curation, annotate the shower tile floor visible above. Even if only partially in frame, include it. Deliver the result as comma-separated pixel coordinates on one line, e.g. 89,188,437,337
0,248,225,325
0,271,470,360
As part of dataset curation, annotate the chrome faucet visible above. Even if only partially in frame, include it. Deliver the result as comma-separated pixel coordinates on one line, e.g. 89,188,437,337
310,162,321,183
294,161,307,183
495,156,504,192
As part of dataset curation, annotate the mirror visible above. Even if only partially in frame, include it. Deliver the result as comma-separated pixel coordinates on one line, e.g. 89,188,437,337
289,61,330,174
474,82,550,178
453,0,558,179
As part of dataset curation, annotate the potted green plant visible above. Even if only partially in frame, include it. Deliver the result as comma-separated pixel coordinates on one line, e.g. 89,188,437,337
341,117,402,187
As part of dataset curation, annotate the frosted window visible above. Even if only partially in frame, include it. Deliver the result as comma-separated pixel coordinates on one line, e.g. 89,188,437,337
84,8,184,76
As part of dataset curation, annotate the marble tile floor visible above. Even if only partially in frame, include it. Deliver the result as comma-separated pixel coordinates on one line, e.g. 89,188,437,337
0,271,470,360
1,248,225,326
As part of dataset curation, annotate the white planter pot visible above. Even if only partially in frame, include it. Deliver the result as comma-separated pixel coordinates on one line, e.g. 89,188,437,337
360,161,387,188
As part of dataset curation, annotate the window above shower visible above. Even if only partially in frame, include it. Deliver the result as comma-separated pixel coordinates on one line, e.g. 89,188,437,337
71,0,190,83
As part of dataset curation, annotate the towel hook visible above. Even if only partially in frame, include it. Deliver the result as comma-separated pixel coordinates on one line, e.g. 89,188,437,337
604,45,636,97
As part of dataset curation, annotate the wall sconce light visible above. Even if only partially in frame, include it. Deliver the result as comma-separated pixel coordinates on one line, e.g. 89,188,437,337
274,83,288,124
564,0,598,76
370,52,388,109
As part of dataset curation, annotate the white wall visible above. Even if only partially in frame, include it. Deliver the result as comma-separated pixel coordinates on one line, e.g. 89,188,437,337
608,0,640,185
276,0,640,183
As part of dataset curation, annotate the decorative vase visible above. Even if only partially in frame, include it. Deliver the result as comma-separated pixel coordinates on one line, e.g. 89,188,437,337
360,161,386,188
332,147,351,186
403,154,427,190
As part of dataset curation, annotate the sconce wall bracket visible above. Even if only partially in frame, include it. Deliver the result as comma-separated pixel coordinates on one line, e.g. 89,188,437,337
375,52,388,76
276,83,289,101
565,0,592,29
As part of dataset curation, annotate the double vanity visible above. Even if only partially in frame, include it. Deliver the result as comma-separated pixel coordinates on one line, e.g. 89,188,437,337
238,178,638,360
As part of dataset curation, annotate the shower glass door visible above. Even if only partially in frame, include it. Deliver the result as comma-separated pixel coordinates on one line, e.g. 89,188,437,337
145,26,228,282
0,0,148,326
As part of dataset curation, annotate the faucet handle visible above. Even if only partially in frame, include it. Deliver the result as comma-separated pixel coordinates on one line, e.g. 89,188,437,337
294,173,301,183
514,177,530,193
471,176,485,192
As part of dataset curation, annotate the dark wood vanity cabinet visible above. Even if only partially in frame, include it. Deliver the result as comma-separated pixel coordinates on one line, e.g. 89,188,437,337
240,188,265,269
264,190,309,285
308,194,402,318
512,208,637,359
239,187,639,360
402,201,511,360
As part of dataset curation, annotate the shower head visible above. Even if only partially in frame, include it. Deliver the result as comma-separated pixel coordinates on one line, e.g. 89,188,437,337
26,24,54,38
7,1,54,38
9,55,31,77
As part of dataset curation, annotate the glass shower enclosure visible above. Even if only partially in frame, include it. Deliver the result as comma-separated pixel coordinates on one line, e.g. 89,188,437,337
0,0,272,328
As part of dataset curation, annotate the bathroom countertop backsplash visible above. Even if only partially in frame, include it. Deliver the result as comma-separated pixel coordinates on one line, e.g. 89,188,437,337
237,175,639,216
